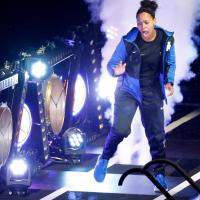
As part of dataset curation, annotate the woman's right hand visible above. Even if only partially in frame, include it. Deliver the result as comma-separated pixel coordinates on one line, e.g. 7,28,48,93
114,61,126,76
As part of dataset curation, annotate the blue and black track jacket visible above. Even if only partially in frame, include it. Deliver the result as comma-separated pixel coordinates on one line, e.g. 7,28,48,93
107,26,176,102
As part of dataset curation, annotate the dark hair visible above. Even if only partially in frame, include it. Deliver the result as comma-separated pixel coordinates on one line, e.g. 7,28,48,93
136,0,158,18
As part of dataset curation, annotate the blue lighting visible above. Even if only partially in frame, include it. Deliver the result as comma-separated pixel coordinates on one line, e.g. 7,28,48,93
63,127,86,152
9,159,28,176
30,61,47,79
73,74,87,116
17,104,32,147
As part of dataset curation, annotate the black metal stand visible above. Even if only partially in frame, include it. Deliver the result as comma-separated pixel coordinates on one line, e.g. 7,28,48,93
118,159,200,200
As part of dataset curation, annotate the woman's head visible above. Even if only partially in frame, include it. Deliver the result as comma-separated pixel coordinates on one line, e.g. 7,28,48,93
136,0,158,19
136,0,158,41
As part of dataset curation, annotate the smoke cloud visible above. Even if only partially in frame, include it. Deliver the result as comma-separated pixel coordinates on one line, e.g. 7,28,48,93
83,0,101,23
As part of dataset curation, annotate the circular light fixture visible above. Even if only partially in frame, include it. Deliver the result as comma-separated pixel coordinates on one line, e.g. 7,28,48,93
9,159,28,176
45,74,66,135
26,57,53,81
73,74,87,116
63,127,86,151
30,61,47,79
18,104,32,147
0,104,13,168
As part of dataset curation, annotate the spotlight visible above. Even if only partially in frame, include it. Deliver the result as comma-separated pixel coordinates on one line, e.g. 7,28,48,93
6,158,31,196
73,74,87,116
9,160,28,176
89,40,94,46
0,104,13,170
91,49,95,55
26,57,52,81
36,82,49,162
17,104,32,148
62,127,86,163
31,61,47,79
98,114,103,120
97,105,101,111
92,68,97,74
99,124,104,129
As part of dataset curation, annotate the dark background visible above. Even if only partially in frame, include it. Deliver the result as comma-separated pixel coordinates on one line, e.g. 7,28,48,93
0,0,200,108
0,0,91,65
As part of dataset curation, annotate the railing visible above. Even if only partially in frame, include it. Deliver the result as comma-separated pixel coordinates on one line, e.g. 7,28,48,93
118,159,200,200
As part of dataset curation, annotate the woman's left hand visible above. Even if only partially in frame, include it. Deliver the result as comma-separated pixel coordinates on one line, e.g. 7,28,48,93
165,83,174,96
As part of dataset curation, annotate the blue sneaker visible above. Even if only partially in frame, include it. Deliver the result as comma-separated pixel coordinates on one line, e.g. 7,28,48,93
94,156,108,182
154,174,168,192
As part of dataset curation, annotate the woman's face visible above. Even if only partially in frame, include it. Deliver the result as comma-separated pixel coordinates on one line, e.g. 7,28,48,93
136,12,156,41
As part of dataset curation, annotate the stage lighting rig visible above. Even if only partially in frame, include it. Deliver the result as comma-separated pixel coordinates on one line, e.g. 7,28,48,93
62,127,86,164
73,74,87,116
17,103,32,148
6,157,31,196
25,57,53,81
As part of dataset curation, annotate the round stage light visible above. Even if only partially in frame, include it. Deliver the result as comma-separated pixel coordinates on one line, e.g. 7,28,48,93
6,158,31,195
0,104,13,168
45,74,66,135
73,74,86,116
9,159,28,176
25,58,52,81
17,104,32,147
63,127,86,151
68,132,84,148
30,61,47,79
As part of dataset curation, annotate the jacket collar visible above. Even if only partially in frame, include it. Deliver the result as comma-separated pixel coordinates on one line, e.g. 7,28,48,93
124,26,174,43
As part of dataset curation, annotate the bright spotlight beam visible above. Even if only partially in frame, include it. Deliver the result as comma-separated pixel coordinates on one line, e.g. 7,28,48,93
9,159,28,176
31,61,47,79
73,74,87,116
17,104,32,147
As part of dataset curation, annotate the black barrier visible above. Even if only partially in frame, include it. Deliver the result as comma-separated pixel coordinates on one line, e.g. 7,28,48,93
118,167,174,199
118,159,200,199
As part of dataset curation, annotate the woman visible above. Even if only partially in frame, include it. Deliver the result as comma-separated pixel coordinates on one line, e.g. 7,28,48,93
94,0,175,192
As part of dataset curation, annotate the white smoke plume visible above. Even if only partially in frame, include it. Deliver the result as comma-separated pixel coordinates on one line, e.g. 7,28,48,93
85,0,199,164
83,0,101,23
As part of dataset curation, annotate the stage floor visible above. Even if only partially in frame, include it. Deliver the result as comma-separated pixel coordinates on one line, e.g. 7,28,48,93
0,108,200,200
0,144,200,200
